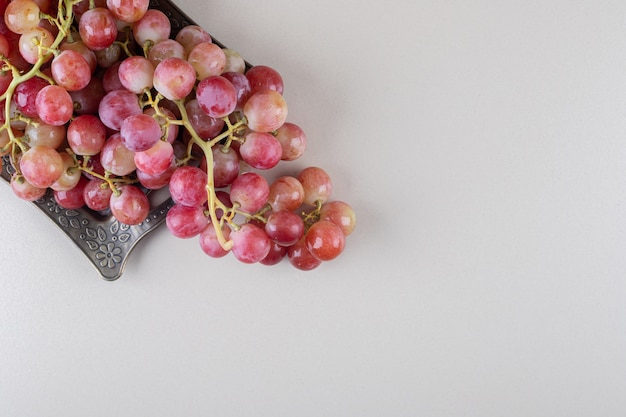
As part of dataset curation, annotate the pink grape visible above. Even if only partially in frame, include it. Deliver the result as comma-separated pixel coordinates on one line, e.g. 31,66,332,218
320,201,356,236
184,98,224,139
18,27,53,64
245,65,284,95
19,145,63,188
275,122,307,161
208,144,239,188
98,89,142,130
36,85,74,126
195,75,237,118
13,76,48,118
199,223,231,258
287,236,322,271
10,174,46,201
153,57,196,100
229,172,269,213
166,203,208,238
265,210,304,246
305,220,345,261
169,165,208,207
187,42,226,80
297,166,332,206
175,25,211,55
120,113,162,152
102,61,124,92
268,176,305,212
54,176,88,209
24,119,66,148
260,242,287,266
51,49,92,91
243,89,288,133
132,9,171,47
83,179,113,211
78,8,118,51
100,133,137,176
134,139,173,176
230,223,271,264
239,131,282,170
4,0,40,34
60,39,98,74
94,42,121,68
109,185,150,225
222,49,246,74
106,0,149,22
50,152,81,191
70,76,106,115
67,114,107,156
118,55,154,94
147,38,186,67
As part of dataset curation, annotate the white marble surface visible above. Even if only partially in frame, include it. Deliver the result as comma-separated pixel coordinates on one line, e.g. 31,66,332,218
2,0,626,415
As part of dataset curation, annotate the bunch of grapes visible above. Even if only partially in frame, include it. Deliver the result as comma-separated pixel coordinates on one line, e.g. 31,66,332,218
0,0,355,270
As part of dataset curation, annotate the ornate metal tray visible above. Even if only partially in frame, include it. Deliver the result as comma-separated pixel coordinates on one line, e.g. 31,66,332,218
0,0,229,280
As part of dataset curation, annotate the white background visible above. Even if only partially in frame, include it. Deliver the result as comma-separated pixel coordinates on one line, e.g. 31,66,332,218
2,0,626,415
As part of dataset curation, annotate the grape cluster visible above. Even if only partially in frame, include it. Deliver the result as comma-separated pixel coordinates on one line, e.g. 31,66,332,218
0,0,356,270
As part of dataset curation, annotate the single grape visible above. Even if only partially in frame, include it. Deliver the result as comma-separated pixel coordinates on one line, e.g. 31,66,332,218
18,27,53,64
287,236,322,271
132,9,171,47
10,174,46,201
305,220,345,261
106,0,149,22
199,222,231,258
184,98,225,139
102,61,124,92
67,114,107,156
51,49,92,91
230,223,271,264
19,145,64,188
24,118,66,149
319,201,356,236
54,175,88,209
78,7,118,51
275,122,307,161
4,0,41,34
260,241,287,266
35,84,74,126
169,165,208,207
83,179,113,211
187,42,226,80
70,76,106,116
239,131,282,170
166,203,208,239
134,139,173,176
297,166,332,206
268,176,305,212
222,49,246,74
118,55,154,94
207,144,239,188
245,65,284,95
136,162,176,190
243,89,288,133
195,75,237,118
99,133,137,176
148,38,186,68
120,113,162,152
153,57,196,100
229,172,270,213
98,89,142,130
59,39,97,74
265,210,305,247
109,185,150,225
